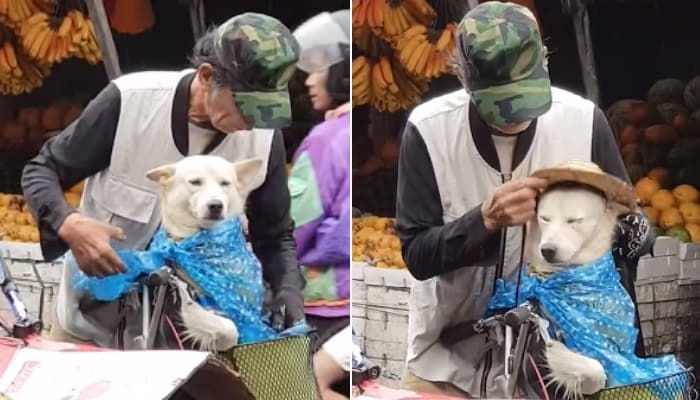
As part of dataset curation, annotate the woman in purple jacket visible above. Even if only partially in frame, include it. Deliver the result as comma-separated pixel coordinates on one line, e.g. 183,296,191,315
291,9,351,400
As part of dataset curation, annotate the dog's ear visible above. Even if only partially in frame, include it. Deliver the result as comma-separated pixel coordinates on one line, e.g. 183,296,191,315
233,158,263,191
146,164,176,184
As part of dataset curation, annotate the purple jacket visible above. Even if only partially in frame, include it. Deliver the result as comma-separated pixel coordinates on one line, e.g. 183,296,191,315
289,112,350,318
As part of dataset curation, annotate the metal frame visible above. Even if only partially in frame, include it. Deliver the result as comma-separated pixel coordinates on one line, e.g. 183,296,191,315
84,0,121,80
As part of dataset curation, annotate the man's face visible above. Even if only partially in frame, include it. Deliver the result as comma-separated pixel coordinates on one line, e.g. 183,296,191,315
205,85,253,133
305,69,332,112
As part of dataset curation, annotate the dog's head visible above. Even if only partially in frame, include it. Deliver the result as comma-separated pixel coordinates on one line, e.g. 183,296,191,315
526,182,626,267
146,155,263,233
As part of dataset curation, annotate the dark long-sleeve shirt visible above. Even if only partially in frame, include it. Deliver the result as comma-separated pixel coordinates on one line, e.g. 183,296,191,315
396,101,636,281
21,72,303,294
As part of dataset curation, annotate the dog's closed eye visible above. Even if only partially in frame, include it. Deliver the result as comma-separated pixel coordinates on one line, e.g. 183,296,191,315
188,178,203,186
539,216,551,223
220,180,231,187
567,218,584,224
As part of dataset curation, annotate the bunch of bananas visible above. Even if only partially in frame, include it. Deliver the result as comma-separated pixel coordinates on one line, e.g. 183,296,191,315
354,55,428,113
352,56,371,106
395,24,456,79
383,0,435,37
0,31,49,95
18,9,99,65
353,0,435,34
19,12,71,63
66,10,101,65
352,0,384,28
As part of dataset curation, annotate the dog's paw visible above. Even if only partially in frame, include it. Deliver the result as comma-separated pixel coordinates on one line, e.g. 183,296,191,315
213,318,239,352
546,341,606,399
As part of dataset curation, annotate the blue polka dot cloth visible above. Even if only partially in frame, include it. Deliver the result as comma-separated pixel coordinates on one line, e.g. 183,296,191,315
69,218,306,344
487,251,686,398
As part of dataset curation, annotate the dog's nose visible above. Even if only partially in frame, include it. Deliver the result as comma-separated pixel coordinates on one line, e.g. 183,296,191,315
540,244,557,262
207,200,224,217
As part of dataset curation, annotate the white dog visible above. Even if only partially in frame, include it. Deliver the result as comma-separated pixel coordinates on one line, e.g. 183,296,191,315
55,155,262,352
524,183,615,398
144,155,263,352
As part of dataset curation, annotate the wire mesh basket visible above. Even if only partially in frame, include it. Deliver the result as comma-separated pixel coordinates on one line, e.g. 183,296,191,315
227,335,320,400
586,369,698,400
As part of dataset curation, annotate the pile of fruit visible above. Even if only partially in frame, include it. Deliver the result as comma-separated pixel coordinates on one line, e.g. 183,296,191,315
0,98,83,151
635,178,700,243
0,180,82,243
351,0,457,112
352,214,406,269
0,0,101,95
610,77,700,189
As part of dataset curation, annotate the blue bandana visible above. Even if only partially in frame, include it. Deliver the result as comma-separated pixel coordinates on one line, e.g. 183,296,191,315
488,252,685,396
69,218,305,344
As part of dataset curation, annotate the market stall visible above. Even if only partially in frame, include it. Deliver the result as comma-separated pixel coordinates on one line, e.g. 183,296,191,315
0,0,346,333
351,0,700,387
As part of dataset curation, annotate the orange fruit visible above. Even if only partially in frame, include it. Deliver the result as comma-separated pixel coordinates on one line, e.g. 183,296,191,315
635,177,660,206
679,202,700,225
686,223,700,243
650,189,677,211
672,184,700,204
659,208,684,230
643,206,659,225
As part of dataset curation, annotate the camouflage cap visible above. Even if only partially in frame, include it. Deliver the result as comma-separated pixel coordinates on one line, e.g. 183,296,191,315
457,1,551,127
214,13,300,129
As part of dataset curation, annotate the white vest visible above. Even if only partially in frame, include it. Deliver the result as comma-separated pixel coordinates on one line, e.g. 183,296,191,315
56,70,274,345
405,87,594,395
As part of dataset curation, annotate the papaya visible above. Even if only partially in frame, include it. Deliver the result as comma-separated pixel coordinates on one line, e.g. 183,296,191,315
679,202,700,225
659,208,684,230
685,223,700,243
684,76,700,110
672,184,699,204
665,226,691,243
644,124,678,144
635,177,661,206
41,106,62,131
647,168,671,187
648,79,686,105
651,190,677,211
619,125,640,147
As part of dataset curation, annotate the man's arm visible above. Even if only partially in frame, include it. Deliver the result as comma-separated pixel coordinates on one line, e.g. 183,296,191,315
21,83,122,261
396,122,500,281
247,131,305,326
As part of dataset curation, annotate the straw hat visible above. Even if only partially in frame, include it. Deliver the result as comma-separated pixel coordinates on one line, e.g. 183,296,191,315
531,160,637,213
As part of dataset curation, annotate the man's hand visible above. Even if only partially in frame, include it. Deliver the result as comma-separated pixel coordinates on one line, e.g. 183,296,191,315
270,287,306,332
58,213,127,277
481,177,548,232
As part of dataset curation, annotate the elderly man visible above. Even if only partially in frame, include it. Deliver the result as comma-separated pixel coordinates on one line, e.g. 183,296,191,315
22,13,306,348
396,2,652,397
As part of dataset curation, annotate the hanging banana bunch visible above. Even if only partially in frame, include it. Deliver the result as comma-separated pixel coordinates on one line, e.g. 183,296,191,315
395,23,456,79
17,0,101,67
0,24,50,95
353,56,371,106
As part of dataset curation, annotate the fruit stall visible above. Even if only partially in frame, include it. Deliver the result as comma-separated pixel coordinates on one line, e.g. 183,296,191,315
0,0,346,336
351,0,700,386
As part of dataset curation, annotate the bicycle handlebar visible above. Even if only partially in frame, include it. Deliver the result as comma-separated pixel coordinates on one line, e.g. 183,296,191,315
504,302,534,328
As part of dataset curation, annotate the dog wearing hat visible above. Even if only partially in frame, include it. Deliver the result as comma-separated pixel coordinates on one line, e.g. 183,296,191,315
522,160,638,398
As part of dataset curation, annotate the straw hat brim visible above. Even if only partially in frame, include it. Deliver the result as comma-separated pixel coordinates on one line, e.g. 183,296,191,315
531,167,637,213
